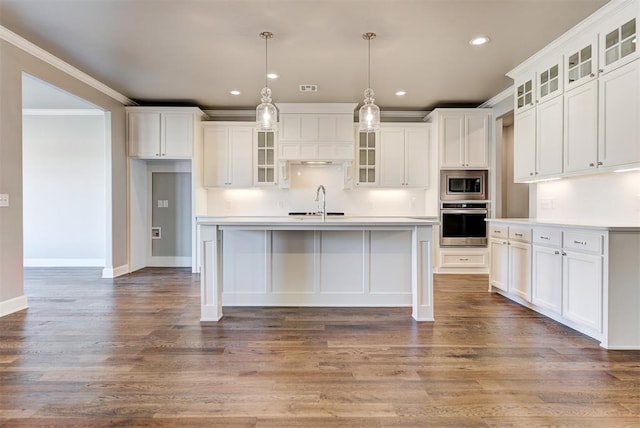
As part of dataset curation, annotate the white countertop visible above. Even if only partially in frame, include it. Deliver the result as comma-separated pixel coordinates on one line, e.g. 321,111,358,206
487,218,640,232
197,215,439,228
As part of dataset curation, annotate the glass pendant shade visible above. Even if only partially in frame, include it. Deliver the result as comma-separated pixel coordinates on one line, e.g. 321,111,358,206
358,88,380,132
256,87,277,131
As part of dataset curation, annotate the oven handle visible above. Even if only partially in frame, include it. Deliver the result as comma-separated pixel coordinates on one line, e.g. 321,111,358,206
440,209,488,215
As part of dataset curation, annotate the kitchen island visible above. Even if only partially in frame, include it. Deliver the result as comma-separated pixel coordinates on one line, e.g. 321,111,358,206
197,216,438,322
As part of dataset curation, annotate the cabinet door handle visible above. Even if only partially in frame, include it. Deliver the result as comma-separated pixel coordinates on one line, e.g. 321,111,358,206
589,162,595,167
590,73,595,77
540,236,550,240
597,161,603,166
599,68,604,73
562,252,567,256
515,233,523,237
574,240,587,245
530,172,534,176
554,250,560,255
459,258,469,261
494,230,501,234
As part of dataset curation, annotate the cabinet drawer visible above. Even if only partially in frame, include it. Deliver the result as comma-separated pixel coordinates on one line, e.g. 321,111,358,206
563,231,603,254
509,226,531,243
440,252,488,268
532,228,562,247
490,225,508,238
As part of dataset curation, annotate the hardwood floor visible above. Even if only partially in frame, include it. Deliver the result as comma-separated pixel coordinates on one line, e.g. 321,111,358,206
1,268,639,427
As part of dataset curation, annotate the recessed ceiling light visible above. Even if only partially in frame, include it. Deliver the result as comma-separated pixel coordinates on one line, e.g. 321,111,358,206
469,36,490,46
230,90,241,95
395,90,407,96
267,73,279,79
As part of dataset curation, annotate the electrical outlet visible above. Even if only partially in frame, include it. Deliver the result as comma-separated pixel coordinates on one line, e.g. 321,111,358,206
0,194,8,208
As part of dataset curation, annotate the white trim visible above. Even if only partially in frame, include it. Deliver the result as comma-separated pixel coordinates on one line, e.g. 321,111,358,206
22,108,105,116
0,295,28,317
24,258,105,267
147,256,192,267
276,103,358,114
479,87,514,108
102,264,129,278
507,0,633,77
0,25,135,106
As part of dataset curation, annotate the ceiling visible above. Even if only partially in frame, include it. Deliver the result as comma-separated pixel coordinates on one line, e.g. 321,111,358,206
0,0,610,111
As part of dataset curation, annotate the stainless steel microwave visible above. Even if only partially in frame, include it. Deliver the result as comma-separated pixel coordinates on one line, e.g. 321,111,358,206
440,170,488,201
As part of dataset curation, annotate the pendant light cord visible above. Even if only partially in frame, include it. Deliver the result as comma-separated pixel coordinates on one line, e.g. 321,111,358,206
368,36,371,89
265,35,268,89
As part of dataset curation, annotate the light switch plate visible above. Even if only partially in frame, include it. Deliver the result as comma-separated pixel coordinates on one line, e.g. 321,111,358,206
0,194,9,207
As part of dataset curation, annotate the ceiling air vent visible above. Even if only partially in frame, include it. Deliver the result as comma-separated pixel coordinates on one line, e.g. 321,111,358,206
299,84,318,92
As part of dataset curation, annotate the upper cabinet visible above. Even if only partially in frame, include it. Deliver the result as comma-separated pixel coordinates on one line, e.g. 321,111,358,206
598,2,638,75
255,130,277,186
355,130,378,186
378,124,430,188
202,123,254,188
508,0,640,181
277,103,357,162
127,107,204,159
428,109,490,169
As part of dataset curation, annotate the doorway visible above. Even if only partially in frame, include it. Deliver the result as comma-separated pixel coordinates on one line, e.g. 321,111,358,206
21,73,108,270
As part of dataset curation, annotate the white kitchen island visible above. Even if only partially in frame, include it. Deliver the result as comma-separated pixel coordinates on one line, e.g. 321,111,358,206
197,216,438,322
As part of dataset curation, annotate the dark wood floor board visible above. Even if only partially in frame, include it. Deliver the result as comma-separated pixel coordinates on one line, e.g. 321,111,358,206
0,267,639,426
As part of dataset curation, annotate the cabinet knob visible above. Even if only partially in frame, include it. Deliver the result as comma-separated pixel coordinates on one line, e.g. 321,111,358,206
554,250,560,255
562,252,567,256
530,172,534,176
599,69,604,73
589,162,595,167
156,153,160,156
535,172,539,175
597,161,603,166
590,73,595,78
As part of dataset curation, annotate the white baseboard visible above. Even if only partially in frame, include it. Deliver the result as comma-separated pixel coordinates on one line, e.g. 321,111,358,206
147,256,191,267
102,264,129,278
24,258,105,267
0,295,28,317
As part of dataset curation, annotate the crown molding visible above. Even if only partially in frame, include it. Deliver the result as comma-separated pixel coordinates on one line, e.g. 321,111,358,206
0,25,135,106
22,108,105,116
478,86,513,108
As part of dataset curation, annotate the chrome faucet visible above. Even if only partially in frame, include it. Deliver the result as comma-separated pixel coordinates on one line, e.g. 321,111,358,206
315,184,326,222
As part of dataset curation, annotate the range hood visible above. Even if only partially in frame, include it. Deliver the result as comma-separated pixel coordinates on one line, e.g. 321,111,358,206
277,103,357,162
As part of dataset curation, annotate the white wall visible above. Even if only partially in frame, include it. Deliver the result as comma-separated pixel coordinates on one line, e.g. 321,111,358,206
22,113,106,266
535,170,640,225
206,164,439,217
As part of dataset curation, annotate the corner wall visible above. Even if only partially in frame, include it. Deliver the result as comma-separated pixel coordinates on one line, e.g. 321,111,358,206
0,38,127,316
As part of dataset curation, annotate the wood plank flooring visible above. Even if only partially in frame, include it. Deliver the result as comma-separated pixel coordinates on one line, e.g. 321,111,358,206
1,268,639,427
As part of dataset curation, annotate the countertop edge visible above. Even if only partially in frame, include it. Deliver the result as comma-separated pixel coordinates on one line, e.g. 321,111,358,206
486,218,640,232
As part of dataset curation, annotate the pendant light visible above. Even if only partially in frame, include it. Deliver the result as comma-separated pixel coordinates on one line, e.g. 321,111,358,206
359,32,381,132
256,31,277,131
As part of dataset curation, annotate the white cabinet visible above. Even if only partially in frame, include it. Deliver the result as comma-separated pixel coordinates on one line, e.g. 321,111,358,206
565,34,598,91
127,107,203,158
255,130,277,186
489,238,509,292
598,59,640,169
379,124,429,188
563,250,603,333
489,225,531,300
203,123,253,188
513,108,537,181
535,96,564,178
536,56,563,103
598,3,638,75
514,74,536,113
355,130,378,186
564,80,599,174
277,104,357,162
531,244,563,314
430,109,490,168
508,228,531,301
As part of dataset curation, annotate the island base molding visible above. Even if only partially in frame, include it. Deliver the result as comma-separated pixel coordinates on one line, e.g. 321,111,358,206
198,222,435,323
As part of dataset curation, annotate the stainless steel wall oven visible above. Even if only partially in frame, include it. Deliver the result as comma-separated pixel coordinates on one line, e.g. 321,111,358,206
440,202,488,247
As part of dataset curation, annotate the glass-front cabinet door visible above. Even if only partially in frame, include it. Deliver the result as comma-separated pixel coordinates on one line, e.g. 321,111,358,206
514,75,536,113
537,57,563,103
255,130,276,185
356,130,377,186
599,3,637,75
565,35,598,91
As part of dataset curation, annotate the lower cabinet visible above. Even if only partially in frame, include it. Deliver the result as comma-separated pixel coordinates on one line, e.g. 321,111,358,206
489,221,607,343
562,250,603,333
531,244,563,314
